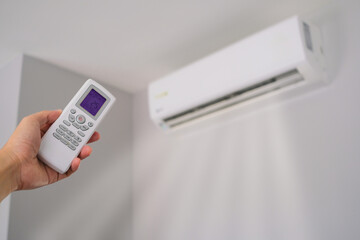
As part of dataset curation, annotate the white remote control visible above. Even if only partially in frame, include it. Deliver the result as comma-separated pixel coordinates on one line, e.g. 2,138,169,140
38,79,116,174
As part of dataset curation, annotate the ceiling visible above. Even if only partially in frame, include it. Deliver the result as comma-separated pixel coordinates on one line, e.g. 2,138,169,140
0,0,330,93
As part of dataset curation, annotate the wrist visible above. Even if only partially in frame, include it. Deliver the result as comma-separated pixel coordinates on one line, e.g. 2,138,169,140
0,147,21,200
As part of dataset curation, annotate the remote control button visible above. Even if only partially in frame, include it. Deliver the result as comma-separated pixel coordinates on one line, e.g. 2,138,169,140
56,128,64,136
63,120,71,126
68,114,75,122
68,144,76,151
60,137,69,145
70,109,76,114
67,130,75,138
74,136,82,142
64,134,71,141
71,140,79,146
59,124,68,131
80,125,89,131
72,122,80,129
88,122,93,127
76,114,86,124
53,132,61,139
77,131,85,137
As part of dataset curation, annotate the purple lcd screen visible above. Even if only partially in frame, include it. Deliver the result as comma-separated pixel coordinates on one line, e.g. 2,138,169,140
80,89,106,116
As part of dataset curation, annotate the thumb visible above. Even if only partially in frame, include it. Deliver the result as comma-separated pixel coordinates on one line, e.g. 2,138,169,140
30,110,62,127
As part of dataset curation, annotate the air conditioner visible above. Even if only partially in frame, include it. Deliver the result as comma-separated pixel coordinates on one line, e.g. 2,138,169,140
148,16,326,130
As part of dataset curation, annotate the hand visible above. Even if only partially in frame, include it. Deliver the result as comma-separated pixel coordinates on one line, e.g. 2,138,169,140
2,110,100,192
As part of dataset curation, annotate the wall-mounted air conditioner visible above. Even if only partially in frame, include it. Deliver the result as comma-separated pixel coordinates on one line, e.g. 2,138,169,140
148,16,326,130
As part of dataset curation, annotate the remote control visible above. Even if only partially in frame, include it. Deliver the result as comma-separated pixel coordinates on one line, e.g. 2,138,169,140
38,79,116,174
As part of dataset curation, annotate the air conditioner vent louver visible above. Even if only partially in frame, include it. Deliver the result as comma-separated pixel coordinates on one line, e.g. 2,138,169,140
164,69,303,128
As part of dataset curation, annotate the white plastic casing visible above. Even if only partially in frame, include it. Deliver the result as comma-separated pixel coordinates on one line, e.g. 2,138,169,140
148,16,326,130
38,79,116,174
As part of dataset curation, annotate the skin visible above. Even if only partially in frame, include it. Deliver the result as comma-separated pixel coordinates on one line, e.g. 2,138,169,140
0,110,100,202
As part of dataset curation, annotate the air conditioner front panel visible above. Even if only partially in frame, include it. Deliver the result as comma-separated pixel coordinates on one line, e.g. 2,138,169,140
149,17,307,120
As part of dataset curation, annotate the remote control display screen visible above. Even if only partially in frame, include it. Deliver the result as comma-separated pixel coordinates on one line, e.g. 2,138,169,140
80,89,107,116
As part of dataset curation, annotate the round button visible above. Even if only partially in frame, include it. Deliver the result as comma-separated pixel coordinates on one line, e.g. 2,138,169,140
76,114,86,124
88,122,93,127
70,109,76,114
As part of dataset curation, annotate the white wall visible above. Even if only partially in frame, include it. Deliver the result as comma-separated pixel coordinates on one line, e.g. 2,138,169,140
0,56,23,240
132,2,360,240
8,56,133,240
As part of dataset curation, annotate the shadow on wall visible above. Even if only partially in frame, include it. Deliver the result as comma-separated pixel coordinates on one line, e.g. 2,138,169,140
9,55,133,240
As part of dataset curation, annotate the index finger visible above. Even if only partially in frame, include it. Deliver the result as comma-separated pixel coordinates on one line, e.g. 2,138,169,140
87,131,100,144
